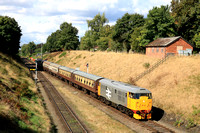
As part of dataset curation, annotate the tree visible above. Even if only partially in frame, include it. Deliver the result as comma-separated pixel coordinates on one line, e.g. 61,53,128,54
21,42,36,56
145,5,177,41
79,30,93,50
87,13,108,34
112,13,145,52
80,13,109,50
0,16,22,56
193,33,200,48
171,0,200,45
44,22,79,52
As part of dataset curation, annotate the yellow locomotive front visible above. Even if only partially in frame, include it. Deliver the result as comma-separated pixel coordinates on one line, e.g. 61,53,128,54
127,92,152,119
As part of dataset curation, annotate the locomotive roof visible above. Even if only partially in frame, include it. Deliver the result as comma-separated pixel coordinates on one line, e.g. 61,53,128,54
59,66,77,73
73,70,103,81
99,78,151,94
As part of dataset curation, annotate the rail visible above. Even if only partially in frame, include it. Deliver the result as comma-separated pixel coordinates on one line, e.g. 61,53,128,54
38,72,88,133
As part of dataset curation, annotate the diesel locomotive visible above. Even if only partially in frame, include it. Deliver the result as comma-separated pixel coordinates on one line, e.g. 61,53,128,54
42,60,152,119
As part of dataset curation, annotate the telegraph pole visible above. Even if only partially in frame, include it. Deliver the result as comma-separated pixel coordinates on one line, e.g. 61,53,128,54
35,61,38,84
41,43,43,59
86,63,89,73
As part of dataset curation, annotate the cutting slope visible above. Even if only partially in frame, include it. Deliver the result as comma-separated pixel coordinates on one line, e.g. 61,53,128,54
0,53,51,132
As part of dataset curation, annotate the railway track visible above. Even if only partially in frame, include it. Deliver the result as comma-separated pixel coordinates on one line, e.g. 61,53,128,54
22,58,176,133
22,58,88,133
83,90,175,133
38,72,88,133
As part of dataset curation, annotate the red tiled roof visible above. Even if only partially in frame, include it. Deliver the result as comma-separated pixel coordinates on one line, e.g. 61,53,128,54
146,36,181,47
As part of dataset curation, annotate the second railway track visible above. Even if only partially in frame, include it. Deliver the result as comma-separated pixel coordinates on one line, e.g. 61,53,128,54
38,71,88,133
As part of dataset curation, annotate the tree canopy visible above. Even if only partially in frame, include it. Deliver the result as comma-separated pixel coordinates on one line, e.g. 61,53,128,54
0,16,22,56
112,13,145,52
171,0,200,47
43,22,79,52
80,13,110,50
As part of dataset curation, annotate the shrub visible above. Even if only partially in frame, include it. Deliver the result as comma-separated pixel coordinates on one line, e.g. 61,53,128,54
143,62,150,69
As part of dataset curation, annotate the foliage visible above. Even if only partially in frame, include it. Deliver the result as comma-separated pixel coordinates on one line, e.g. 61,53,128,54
21,42,36,57
43,22,79,52
171,0,200,46
193,33,200,48
80,13,109,50
143,6,177,43
0,16,22,56
112,13,145,52
143,62,150,69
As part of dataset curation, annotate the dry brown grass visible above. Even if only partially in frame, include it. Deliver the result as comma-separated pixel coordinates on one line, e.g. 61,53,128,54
137,56,200,123
47,50,158,82
46,51,200,124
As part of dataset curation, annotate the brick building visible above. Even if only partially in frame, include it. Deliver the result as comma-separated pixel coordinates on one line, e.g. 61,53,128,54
146,36,193,58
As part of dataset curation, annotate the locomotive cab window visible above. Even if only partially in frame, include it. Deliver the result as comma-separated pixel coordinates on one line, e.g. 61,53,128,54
129,93,152,99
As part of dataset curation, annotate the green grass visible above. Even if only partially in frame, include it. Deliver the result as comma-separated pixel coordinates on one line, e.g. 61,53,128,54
143,62,150,69
0,67,8,75
0,52,51,132
59,51,66,58
74,54,82,59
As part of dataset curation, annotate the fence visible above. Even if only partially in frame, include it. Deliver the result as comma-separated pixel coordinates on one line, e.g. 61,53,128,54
134,55,170,82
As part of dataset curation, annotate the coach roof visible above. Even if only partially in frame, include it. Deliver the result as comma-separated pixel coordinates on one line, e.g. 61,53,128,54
73,70,103,81
59,66,76,73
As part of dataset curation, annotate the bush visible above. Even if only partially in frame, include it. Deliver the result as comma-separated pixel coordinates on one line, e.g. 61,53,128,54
143,62,150,69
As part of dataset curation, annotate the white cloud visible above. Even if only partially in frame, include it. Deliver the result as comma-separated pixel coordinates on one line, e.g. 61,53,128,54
0,0,171,46
131,0,171,16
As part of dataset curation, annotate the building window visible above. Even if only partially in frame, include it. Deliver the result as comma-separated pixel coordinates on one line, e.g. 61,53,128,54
152,48,154,53
156,48,159,52
161,48,164,53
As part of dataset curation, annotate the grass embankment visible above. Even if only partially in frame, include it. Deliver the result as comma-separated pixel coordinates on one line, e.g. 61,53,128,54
45,50,200,128
0,53,51,132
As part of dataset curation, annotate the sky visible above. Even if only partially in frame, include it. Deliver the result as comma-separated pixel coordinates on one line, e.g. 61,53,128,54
0,0,171,46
